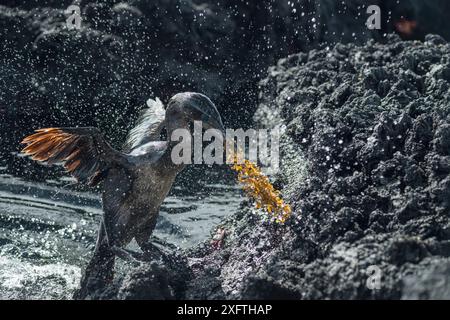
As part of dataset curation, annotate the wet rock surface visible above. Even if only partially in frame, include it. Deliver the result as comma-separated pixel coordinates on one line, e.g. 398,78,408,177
108,34,450,300
81,242,190,300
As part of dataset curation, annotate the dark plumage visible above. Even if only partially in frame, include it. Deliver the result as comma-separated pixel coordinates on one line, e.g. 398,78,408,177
21,92,225,298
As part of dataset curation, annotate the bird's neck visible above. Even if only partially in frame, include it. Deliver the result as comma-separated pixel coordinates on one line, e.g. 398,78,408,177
159,124,191,173
160,144,187,174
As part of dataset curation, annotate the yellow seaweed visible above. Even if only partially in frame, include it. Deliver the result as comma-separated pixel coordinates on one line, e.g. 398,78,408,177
230,159,292,224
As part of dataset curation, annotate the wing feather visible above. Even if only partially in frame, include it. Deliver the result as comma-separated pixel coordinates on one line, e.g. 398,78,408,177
21,127,127,186
123,97,166,152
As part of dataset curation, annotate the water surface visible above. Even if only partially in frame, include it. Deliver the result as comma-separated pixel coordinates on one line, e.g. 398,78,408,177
0,165,242,299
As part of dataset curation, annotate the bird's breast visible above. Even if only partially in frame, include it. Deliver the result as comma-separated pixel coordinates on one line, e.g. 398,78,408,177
130,165,177,213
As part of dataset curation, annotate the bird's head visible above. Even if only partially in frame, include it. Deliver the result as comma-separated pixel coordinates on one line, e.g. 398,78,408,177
165,92,225,136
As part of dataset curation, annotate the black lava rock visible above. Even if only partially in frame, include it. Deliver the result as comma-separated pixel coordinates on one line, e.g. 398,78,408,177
182,34,450,300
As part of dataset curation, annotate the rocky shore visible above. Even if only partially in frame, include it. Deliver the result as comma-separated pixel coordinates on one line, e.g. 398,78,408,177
2,1,450,300
97,34,450,300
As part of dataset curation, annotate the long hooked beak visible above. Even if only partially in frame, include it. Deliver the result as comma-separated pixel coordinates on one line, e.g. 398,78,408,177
202,116,227,153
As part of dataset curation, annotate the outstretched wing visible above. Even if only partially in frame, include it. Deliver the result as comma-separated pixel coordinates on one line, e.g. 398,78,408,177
21,127,128,186
123,97,166,152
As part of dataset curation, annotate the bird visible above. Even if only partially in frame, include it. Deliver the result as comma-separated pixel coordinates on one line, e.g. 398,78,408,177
20,92,225,299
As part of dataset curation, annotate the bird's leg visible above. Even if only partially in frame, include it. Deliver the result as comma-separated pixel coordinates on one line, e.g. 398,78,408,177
151,235,178,249
134,218,165,259
74,221,115,300
100,219,142,263
139,241,164,255
110,246,143,266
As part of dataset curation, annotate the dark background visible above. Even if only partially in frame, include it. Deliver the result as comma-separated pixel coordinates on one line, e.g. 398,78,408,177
1,0,449,178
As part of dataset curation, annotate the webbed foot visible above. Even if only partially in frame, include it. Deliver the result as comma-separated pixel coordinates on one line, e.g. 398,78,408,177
110,246,142,266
